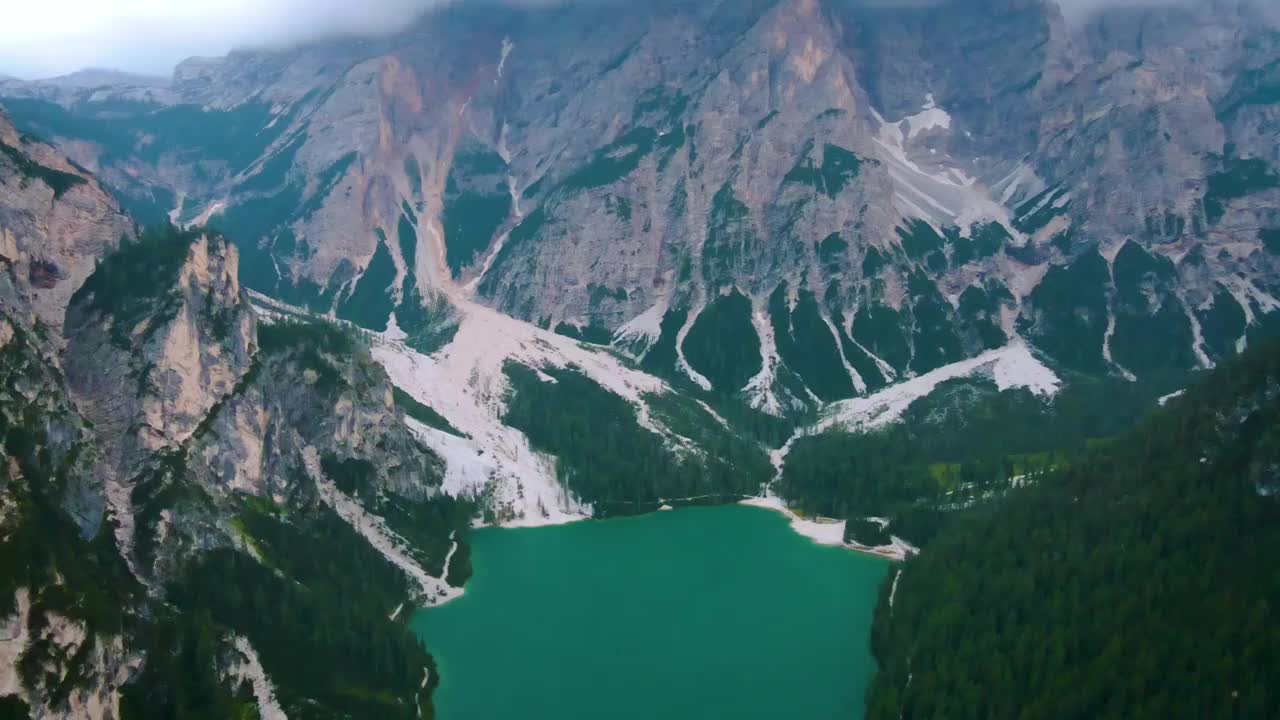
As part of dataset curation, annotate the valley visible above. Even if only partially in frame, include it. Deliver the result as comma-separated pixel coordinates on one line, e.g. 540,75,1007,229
0,0,1278,717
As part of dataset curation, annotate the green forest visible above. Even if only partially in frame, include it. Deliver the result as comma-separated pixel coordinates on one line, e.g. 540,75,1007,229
864,339,1280,719
780,370,1176,544
502,362,771,515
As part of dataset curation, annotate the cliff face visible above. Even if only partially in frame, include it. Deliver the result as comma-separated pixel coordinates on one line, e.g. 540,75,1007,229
0,113,131,337
2,204,463,716
4,0,1278,411
64,232,256,476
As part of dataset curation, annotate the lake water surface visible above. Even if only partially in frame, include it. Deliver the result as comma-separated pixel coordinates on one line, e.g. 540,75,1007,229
413,504,888,719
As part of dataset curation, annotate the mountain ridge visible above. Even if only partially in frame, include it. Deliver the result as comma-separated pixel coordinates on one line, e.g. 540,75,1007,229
2,0,1276,416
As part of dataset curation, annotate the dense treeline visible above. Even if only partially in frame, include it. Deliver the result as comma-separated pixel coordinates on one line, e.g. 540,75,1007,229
320,452,473,584
780,372,1177,542
168,506,434,720
865,339,1280,719
502,362,770,515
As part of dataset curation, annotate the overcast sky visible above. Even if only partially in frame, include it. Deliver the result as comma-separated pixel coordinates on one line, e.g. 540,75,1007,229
0,0,446,79
0,0,1207,81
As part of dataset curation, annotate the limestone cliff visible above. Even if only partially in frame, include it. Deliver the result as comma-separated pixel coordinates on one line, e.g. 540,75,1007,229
5,226,463,717
0,112,131,338
3,0,1278,411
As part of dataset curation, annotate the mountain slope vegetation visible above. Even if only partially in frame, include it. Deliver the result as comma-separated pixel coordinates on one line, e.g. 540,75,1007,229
865,339,1280,719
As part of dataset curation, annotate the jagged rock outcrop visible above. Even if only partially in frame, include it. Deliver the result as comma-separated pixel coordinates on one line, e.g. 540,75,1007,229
63,231,256,477
4,208,462,717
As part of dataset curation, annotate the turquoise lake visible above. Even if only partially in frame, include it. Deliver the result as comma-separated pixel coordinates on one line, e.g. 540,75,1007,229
412,504,889,719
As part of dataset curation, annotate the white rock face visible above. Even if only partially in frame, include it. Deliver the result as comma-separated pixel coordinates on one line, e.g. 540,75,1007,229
813,341,1060,434
374,297,674,527
6,608,139,720
139,236,257,452
63,233,257,481
5,0,1279,393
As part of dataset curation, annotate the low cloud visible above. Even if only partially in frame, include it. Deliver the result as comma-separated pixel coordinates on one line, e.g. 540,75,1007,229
1053,0,1197,24
0,0,1237,81
0,0,449,80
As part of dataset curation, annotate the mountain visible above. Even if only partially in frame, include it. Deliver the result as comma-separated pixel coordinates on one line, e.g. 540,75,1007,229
865,335,1280,719
0,104,782,716
0,109,478,717
0,115,131,333
2,0,1277,417
2,1,1280,716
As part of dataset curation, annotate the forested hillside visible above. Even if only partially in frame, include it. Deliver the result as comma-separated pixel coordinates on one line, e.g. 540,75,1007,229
780,372,1177,545
865,339,1280,719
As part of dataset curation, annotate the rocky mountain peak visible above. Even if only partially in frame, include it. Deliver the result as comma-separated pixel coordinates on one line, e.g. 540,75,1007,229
63,230,256,476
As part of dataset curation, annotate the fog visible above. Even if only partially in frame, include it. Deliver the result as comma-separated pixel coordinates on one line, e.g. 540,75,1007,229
0,0,1224,81
0,0,446,79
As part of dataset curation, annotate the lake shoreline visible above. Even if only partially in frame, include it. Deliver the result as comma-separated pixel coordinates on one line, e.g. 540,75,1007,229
469,492,917,562
738,495,919,562
414,504,887,720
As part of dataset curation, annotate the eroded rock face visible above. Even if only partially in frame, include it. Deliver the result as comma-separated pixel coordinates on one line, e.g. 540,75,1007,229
3,0,1280,402
0,112,131,338
63,233,257,477
0,97,457,717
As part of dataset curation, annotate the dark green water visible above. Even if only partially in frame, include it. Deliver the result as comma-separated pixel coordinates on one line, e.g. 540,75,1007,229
412,504,888,720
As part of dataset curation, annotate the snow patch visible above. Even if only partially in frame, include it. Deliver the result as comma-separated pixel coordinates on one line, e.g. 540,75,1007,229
612,299,668,360
190,199,229,229
743,307,785,415
813,341,1059,434
871,97,1020,238
674,300,713,391
1183,296,1213,369
374,298,675,527
849,332,898,384
1225,277,1280,353
496,37,514,83
993,162,1046,207
1158,389,1185,406
904,94,952,139
820,309,866,394
228,636,287,720
168,192,186,226
382,311,408,343
1102,305,1137,381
